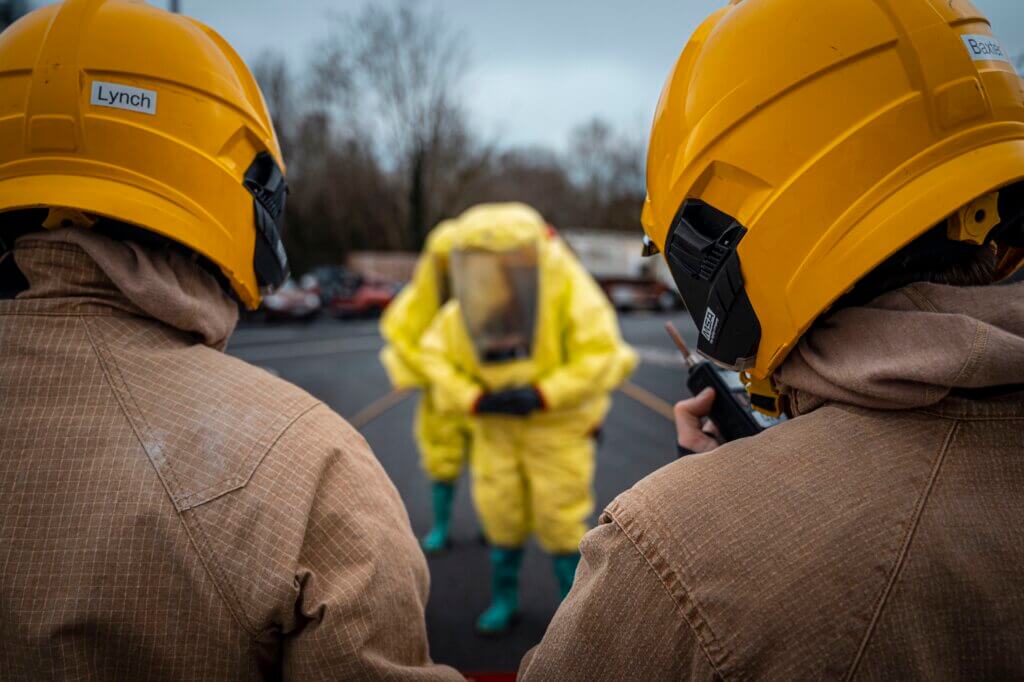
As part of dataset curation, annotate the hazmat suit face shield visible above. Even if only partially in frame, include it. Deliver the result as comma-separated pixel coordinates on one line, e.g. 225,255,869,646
449,244,539,364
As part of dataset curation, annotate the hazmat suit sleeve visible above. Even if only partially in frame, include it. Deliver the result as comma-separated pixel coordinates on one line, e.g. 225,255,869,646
418,301,485,415
378,254,442,390
534,248,638,411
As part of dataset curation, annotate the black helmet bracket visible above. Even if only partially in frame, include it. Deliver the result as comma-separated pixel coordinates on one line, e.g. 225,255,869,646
665,199,762,370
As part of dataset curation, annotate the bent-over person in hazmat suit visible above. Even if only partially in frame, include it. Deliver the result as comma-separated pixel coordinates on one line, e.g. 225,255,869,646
380,219,473,553
0,1,460,679
520,0,1024,679
419,203,638,636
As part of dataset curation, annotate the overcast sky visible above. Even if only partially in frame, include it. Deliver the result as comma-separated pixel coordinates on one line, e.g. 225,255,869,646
38,0,1024,150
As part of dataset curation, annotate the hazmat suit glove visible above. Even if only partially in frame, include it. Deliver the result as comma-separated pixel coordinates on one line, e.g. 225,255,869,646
473,387,545,417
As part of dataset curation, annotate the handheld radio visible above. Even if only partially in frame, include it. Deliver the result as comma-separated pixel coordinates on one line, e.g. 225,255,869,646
665,322,763,443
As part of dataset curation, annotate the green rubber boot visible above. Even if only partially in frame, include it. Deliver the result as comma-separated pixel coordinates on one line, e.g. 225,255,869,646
420,482,455,554
476,547,524,636
552,552,581,600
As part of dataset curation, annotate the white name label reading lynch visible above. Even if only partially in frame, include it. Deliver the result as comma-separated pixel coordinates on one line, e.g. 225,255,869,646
961,34,1010,63
90,81,157,116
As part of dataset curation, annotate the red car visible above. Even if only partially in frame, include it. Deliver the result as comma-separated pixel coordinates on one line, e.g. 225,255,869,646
326,280,399,318
305,266,400,318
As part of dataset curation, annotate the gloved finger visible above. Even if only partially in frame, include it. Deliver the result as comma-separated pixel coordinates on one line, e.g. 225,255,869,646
674,388,719,454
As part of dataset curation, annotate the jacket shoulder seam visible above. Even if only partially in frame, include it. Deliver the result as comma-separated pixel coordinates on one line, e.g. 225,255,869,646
604,501,730,680
178,507,261,636
175,398,323,509
844,418,961,680
80,317,257,636
182,402,333,639
80,317,187,505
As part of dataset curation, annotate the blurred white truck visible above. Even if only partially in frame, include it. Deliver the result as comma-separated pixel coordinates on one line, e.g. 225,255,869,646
560,228,682,311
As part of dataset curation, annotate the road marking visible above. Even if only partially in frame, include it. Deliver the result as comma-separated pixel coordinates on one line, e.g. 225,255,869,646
635,346,687,369
346,383,674,429
619,381,675,422
230,335,383,362
349,389,414,428
232,332,684,370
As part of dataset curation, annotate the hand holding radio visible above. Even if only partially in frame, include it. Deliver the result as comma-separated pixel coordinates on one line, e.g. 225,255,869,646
665,322,763,457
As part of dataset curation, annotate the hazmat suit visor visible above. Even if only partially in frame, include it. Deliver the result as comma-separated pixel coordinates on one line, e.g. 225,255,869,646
449,245,539,364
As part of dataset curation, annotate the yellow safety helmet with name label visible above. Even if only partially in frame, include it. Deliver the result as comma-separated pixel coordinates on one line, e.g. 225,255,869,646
642,0,1024,383
0,0,287,309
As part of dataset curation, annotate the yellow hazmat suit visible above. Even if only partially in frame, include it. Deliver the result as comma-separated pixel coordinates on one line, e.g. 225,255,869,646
420,204,637,555
380,221,469,484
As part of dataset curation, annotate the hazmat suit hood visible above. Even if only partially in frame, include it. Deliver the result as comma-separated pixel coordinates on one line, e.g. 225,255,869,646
775,281,1024,416
420,201,637,417
447,203,548,371
11,228,239,349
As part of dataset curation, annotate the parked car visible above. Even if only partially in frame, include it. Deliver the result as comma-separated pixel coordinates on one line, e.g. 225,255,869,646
326,279,400,318
261,278,322,322
304,265,400,318
305,266,363,305
602,278,682,312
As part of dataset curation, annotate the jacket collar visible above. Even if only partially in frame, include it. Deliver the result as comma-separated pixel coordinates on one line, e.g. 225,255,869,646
775,281,1024,418
3,228,238,350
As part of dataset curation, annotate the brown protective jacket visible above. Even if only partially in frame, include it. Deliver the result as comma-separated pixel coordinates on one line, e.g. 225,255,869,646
521,282,1024,680
0,230,460,681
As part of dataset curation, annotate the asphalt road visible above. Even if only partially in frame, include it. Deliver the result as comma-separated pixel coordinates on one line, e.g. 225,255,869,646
228,311,702,674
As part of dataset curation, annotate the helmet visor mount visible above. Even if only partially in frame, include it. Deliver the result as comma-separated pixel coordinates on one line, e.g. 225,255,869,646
665,199,762,371
244,152,290,294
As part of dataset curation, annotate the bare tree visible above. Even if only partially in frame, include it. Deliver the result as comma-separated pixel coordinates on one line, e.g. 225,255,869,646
248,16,648,272
315,2,471,249
455,147,581,228
253,48,409,275
565,117,646,231
252,51,298,160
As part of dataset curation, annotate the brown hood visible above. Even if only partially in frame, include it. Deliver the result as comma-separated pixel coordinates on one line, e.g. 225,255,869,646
12,228,238,349
775,281,1024,415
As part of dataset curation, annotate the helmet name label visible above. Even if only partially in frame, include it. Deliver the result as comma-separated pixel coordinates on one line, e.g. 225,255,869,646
701,308,719,344
90,81,157,116
961,35,1010,63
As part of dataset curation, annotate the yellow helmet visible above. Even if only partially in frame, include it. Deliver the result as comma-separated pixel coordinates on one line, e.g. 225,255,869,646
642,0,1024,381
0,0,287,309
